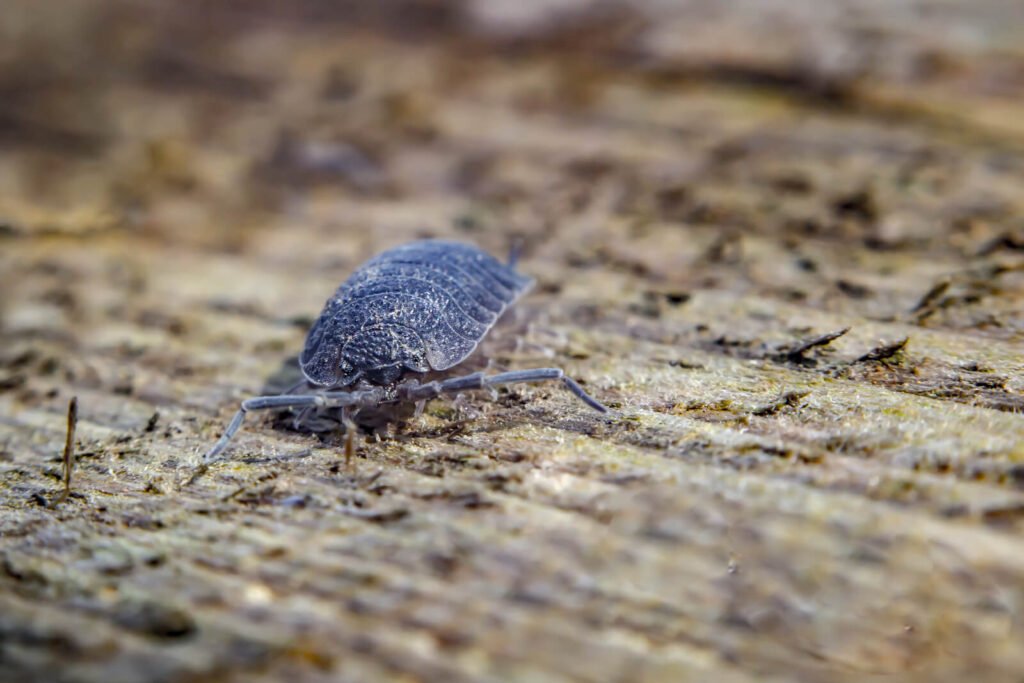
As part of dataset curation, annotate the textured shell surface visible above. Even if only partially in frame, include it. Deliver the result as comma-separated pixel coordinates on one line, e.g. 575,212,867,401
300,240,534,387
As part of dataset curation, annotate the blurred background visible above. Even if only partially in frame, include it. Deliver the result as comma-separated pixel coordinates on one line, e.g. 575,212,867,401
2,2,1024,682
3,0,1023,256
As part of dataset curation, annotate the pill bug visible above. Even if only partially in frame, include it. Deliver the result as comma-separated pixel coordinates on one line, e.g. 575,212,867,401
204,239,607,461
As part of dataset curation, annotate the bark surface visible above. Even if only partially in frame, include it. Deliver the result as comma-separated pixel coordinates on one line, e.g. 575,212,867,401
1,2,1023,681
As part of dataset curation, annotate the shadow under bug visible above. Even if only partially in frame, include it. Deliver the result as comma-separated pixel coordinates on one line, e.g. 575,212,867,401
203,239,608,462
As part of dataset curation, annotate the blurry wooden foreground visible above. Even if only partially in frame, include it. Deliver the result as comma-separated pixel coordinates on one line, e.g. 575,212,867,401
1,1,1023,681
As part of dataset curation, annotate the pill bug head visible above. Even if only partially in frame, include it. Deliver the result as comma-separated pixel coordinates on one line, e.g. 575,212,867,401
299,306,356,387
341,325,430,386
300,313,430,388
299,331,355,387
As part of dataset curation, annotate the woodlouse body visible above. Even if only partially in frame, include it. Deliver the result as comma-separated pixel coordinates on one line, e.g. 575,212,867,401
300,240,533,387
204,239,607,462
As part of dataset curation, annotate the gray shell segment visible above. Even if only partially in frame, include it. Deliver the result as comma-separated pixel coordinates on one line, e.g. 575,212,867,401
300,240,534,387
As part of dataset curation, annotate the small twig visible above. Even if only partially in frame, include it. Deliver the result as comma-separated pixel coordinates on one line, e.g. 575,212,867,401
181,462,209,489
359,469,384,489
339,505,409,523
855,337,909,363
784,327,850,361
910,279,950,314
975,231,1024,257
222,472,279,503
49,397,78,508
980,502,1024,524
751,390,811,417
705,230,743,264
64,397,77,494
342,413,357,473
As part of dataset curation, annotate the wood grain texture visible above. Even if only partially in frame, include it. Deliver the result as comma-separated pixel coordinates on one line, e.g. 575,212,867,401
1,2,1023,681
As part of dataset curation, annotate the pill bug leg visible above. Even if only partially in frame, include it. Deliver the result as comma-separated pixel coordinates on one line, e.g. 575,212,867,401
400,368,608,413
203,388,387,462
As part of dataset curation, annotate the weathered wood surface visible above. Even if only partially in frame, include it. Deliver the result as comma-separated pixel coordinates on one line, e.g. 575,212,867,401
2,2,1024,681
